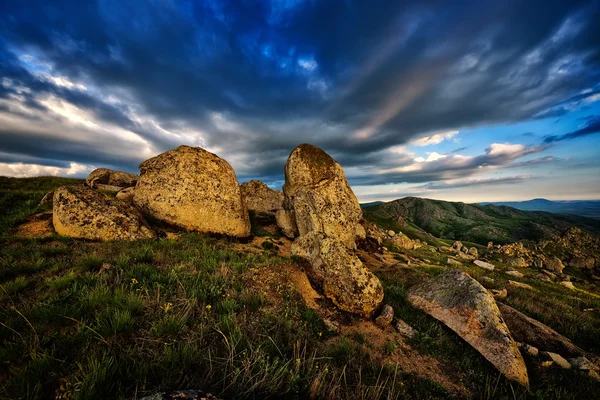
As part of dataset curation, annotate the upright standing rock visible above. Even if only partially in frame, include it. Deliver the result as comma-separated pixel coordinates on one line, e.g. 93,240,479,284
133,146,250,237
407,270,529,387
279,143,364,248
53,186,155,241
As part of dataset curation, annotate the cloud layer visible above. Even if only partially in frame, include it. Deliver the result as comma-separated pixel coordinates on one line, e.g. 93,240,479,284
0,0,599,192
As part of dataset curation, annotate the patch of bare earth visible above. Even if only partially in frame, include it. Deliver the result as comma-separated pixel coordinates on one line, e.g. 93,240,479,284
15,211,54,238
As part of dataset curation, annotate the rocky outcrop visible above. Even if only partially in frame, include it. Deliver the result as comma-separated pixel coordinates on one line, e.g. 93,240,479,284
116,187,135,204
133,146,250,237
86,168,138,189
279,144,364,248
53,186,155,241
407,270,529,387
240,180,284,214
291,232,383,316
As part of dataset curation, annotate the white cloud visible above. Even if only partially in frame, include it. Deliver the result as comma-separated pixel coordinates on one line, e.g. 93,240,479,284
411,130,459,146
0,162,94,178
486,143,525,156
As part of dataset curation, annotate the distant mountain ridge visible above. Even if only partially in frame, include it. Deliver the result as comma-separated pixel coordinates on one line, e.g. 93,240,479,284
363,197,600,246
479,198,600,219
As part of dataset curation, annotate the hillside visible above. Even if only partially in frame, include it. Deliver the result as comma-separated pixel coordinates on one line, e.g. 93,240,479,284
480,199,600,219
2,165,600,400
363,197,600,246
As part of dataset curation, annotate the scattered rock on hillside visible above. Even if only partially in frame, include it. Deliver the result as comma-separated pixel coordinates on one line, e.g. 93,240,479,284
407,270,529,387
86,168,138,189
375,304,394,328
140,390,218,400
447,257,462,266
394,319,418,338
505,270,524,278
507,280,533,292
560,281,575,289
518,342,539,357
474,260,495,271
116,187,135,204
507,257,528,268
280,144,364,249
569,256,595,270
541,352,571,369
240,180,284,214
53,186,156,241
391,234,418,250
544,256,565,273
133,146,251,237
388,230,395,237
497,302,587,358
468,247,478,257
490,288,507,300
291,232,383,316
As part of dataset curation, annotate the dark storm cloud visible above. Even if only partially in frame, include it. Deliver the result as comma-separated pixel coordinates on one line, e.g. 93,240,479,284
0,0,599,183
543,115,600,143
415,175,529,190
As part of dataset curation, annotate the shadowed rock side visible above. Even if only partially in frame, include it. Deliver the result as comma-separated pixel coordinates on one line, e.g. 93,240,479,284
240,180,283,214
407,270,529,387
86,168,139,189
52,186,156,241
292,232,383,316
497,302,588,359
279,143,365,248
133,145,251,237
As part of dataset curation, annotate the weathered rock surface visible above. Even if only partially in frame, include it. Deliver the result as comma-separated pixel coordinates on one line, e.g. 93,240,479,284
375,304,394,328
86,168,138,188
468,247,478,257
505,270,524,278
280,144,364,249
39,191,54,206
53,186,156,241
490,288,507,300
497,302,586,358
133,146,250,237
240,180,284,214
544,256,565,273
407,270,529,387
542,352,571,369
116,187,135,204
275,209,298,238
394,319,418,338
474,260,495,271
141,390,217,400
569,256,595,270
291,232,383,316
507,280,533,291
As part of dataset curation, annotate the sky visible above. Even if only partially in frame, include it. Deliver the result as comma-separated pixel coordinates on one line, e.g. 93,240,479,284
1,0,600,203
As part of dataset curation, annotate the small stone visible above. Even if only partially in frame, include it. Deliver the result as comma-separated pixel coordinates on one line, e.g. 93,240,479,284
447,257,462,266
480,276,495,287
323,318,340,335
468,247,478,257
461,246,469,254
394,319,418,338
474,260,495,271
568,357,598,371
387,230,395,237
505,270,524,278
375,304,394,328
560,281,575,290
518,342,539,357
490,288,507,300
98,263,112,274
507,280,533,291
541,352,571,369
533,273,551,282
540,361,554,368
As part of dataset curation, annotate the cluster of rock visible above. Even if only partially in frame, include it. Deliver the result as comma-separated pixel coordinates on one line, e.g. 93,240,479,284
49,144,384,317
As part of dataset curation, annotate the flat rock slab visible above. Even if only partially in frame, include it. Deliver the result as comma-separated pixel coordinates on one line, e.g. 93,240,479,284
474,260,495,271
497,302,586,358
407,270,529,387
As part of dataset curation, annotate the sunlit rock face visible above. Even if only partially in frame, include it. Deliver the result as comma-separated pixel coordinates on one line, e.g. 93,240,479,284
53,185,155,241
240,180,284,215
133,145,251,237
86,168,139,189
279,143,365,248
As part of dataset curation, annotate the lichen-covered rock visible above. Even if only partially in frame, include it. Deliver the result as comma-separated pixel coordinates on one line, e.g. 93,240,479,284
474,260,495,271
468,247,478,257
407,270,529,387
280,144,364,249
291,232,383,316
53,186,155,241
133,146,250,237
86,168,138,188
116,187,135,204
544,256,565,273
507,256,528,268
240,180,284,214
391,233,418,250
375,304,394,328
275,209,298,238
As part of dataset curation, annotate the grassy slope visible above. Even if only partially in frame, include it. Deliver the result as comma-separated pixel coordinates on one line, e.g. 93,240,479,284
363,197,600,246
1,178,600,399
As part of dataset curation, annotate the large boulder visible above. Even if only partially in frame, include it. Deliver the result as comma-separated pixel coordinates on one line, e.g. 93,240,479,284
280,144,364,248
53,186,155,241
86,168,138,189
407,270,529,387
240,180,284,214
133,146,251,237
291,232,383,316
